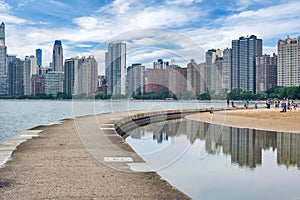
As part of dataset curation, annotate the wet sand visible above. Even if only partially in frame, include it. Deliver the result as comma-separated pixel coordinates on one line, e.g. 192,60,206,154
0,112,190,200
185,108,300,133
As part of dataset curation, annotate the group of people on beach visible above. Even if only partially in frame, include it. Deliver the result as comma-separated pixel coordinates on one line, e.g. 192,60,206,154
226,97,298,111
271,97,298,112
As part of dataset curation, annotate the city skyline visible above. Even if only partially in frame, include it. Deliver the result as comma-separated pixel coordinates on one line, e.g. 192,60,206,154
0,0,299,73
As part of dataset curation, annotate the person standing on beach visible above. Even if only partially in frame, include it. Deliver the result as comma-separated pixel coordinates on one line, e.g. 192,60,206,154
227,99,230,107
281,97,287,112
231,100,235,108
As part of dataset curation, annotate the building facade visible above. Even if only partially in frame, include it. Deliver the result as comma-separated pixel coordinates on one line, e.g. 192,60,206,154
187,59,206,95
105,41,126,96
78,56,98,96
256,54,277,92
8,58,24,96
231,35,262,93
0,22,8,95
277,36,300,86
222,48,232,92
45,71,64,95
36,49,42,67
52,40,63,72
153,59,169,70
64,57,79,95
206,49,222,92
127,63,145,96
31,74,45,95
24,56,31,95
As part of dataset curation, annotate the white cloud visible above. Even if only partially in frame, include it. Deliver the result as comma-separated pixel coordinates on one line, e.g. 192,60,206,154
98,0,137,16
0,0,11,11
166,0,203,6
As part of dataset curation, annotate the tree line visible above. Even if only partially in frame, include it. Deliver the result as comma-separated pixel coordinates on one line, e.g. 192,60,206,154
1,86,299,100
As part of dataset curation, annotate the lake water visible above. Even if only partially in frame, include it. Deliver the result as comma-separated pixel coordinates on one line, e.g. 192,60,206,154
126,119,300,200
0,99,240,142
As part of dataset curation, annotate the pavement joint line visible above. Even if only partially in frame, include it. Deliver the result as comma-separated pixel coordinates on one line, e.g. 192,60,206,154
100,128,116,130
104,157,134,162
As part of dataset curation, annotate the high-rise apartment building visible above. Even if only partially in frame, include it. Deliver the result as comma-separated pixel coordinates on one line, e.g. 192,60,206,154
168,66,187,96
36,49,42,67
277,36,300,86
231,35,262,93
45,71,64,95
127,63,145,96
78,56,98,96
52,40,63,72
0,22,8,95
187,59,206,95
64,57,79,95
256,54,277,92
31,74,45,95
206,49,222,92
8,58,24,96
145,69,169,97
105,41,126,95
222,48,232,92
24,56,31,95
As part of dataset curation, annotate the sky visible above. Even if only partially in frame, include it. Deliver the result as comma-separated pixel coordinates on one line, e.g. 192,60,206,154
0,0,300,74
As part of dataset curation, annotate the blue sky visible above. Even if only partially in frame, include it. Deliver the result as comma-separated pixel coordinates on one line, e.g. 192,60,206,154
0,0,300,74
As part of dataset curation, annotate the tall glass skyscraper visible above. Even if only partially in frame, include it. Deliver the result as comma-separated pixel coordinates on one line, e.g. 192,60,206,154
52,40,63,72
36,49,42,67
105,41,126,95
231,35,262,93
64,57,79,95
0,22,8,95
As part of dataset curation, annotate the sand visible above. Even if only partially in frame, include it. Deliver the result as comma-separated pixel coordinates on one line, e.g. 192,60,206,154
0,112,190,200
185,107,300,133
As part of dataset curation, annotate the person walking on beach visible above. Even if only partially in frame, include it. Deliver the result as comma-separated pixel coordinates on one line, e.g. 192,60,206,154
281,97,287,112
231,100,235,108
227,99,230,107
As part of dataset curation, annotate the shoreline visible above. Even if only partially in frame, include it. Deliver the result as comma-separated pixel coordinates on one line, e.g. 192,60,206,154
185,107,300,133
0,111,191,199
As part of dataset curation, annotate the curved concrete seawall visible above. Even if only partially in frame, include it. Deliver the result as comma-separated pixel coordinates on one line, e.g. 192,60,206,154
114,108,226,137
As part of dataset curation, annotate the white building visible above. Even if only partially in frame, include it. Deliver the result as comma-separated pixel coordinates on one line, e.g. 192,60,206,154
277,36,300,86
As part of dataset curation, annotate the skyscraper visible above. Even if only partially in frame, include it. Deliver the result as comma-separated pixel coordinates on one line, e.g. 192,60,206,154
8,58,24,96
222,48,232,92
127,63,145,96
256,54,277,92
231,35,262,93
36,49,42,67
277,36,300,86
187,59,206,95
45,71,64,95
0,22,8,95
52,40,63,72
105,41,126,95
206,49,222,92
64,57,79,95
78,56,98,96
24,56,31,95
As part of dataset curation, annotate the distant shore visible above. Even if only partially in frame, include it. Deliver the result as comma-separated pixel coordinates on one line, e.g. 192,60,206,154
185,107,300,133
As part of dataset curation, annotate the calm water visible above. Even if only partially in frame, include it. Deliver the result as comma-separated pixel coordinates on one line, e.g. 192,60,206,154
126,119,300,200
0,99,239,142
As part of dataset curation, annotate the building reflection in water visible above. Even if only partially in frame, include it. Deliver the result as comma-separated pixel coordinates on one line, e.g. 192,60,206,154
128,119,300,170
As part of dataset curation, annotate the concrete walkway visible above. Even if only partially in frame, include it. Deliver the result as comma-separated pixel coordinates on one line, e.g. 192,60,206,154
0,111,190,199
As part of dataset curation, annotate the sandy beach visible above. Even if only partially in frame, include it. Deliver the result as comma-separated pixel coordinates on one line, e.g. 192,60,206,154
0,113,190,200
185,107,300,133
